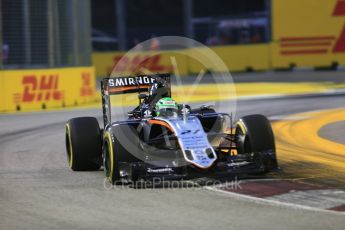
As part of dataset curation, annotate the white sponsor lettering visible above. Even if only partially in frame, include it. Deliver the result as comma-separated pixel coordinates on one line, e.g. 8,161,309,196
143,76,150,84
108,76,156,87
128,78,135,85
227,161,250,167
115,78,125,86
147,168,174,173
108,79,114,87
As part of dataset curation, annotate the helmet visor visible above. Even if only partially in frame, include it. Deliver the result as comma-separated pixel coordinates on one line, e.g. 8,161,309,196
157,107,178,117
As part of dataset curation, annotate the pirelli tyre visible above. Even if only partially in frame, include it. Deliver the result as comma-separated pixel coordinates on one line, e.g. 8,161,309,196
103,125,140,184
236,114,278,173
65,117,102,171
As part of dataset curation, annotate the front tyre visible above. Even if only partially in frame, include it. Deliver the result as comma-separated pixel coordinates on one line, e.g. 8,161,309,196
103,125,140,184
236,114,278,173
65,117,102,171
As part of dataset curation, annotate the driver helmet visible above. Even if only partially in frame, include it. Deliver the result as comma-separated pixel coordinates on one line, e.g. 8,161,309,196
155,97,178,117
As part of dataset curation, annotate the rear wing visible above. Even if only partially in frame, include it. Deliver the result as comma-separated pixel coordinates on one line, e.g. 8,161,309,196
101,74,171,126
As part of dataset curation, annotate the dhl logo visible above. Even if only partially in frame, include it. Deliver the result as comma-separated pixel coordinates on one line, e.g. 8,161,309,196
13,75,64,103
107,54,173,75
80,72,94,97
280,0,345,55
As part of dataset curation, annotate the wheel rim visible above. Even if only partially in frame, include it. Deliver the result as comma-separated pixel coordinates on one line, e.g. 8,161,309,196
236,124,251,154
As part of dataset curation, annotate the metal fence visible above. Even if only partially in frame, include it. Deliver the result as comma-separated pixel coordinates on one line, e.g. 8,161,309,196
0,0,91,69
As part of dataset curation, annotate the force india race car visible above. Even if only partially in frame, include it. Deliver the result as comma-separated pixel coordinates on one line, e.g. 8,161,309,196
65,74,278,184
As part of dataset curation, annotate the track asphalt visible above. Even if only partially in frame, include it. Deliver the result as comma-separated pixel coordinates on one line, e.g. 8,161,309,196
1,90,345,229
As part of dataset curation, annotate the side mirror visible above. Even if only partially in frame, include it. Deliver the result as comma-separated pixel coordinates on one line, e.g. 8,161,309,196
178,104,191,110
178,104,191,114
200,105,214,110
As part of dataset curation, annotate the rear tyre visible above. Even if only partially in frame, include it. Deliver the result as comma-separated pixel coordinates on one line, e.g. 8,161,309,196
65,117,102,171
236,114,278,173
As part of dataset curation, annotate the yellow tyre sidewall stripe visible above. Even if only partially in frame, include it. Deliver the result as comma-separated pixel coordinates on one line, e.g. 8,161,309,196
105,132,114,182
236,120,247,136
66,124,73,169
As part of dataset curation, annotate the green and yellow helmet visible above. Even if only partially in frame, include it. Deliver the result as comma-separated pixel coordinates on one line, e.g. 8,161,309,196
155,97,178,117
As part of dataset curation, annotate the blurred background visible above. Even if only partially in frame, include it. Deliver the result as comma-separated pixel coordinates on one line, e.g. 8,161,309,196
91,0,269,51
1,0,91,68
0,0,344,112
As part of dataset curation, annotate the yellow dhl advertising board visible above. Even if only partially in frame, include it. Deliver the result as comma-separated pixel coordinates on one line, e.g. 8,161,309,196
92,51,189,77
187,45,270,73
92,0,345,75
92,44,271,77
0,67,96,112
272,0,345,68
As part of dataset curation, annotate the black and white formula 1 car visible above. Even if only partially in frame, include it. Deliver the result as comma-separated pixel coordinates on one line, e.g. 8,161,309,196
65,74,278,184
